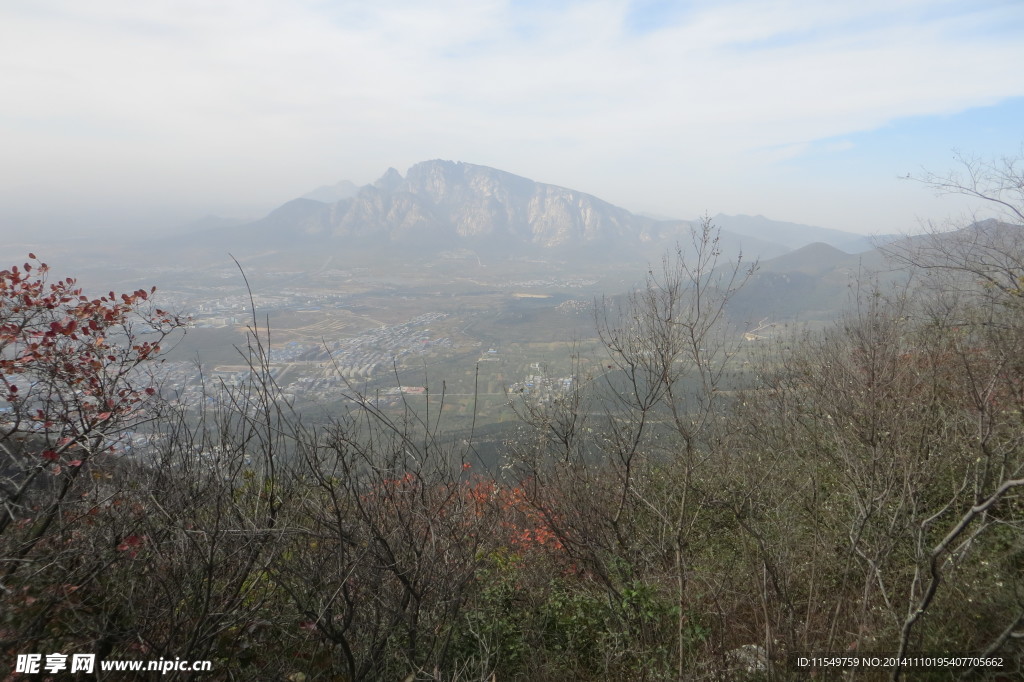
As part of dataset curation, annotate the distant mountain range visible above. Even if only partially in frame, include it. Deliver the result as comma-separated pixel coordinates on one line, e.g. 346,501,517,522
178,160,887,264
709,214,880,254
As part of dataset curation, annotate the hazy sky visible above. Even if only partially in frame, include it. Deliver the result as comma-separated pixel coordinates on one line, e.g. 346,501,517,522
2,0,1023,236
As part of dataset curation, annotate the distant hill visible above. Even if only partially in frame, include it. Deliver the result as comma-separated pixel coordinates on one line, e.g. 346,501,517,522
758,241,857,275
726,239,904,323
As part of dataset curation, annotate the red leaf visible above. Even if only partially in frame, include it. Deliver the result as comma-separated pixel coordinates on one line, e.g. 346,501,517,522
117,534,144,552
42,450,58,461
68,459,83,467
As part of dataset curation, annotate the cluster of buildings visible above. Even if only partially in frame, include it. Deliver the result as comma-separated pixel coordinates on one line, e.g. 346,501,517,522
508,372,575,404
314,311,452,380
555,299,592,314
149,312,455,406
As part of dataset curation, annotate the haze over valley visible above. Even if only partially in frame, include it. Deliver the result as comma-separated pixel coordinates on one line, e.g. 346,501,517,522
3,2,1024,678
3,159,907,438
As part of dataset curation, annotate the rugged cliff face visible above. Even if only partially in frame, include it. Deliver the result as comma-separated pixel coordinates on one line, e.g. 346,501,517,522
323,160,659,248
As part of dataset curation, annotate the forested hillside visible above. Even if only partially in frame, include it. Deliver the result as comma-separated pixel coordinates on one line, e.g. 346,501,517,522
2,158,1023,681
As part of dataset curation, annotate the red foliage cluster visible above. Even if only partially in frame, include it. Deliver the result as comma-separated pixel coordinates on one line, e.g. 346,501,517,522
462,468,564,553
371,465,564,555
0,255,184,466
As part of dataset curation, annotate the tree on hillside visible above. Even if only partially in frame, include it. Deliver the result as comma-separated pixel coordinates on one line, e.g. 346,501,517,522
510,217,757,677
883,149,1024,677
916,147,1024,227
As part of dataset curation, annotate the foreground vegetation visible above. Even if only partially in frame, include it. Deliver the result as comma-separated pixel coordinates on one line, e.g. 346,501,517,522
3,156,1024,680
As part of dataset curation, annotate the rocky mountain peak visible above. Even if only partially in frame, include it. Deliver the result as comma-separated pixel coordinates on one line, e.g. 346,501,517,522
373,167,404,193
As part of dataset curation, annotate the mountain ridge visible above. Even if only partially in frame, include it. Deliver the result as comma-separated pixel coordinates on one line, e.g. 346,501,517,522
160,160,882,265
